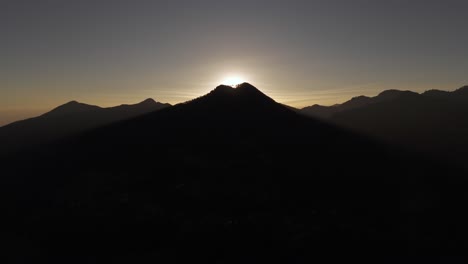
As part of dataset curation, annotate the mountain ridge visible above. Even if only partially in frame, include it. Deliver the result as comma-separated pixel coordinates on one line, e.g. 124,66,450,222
300,85,468,167
301,86,467,119
2,83,467,262
0,98,171,155
42,101,102,118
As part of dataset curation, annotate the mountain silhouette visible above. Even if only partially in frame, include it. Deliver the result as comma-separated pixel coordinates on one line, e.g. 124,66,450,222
0,98,171,156
184,83,281,110
42,100,102,118
2,83,467,263
301,90,419,119
172,83,294,122
300,86,468,167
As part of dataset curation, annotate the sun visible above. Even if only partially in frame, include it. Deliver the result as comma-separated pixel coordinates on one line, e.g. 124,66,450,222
221,76,246,87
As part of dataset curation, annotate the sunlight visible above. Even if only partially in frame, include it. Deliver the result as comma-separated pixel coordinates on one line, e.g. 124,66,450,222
221,76,246,87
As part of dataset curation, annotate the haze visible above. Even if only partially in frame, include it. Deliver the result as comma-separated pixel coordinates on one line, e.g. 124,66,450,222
2,0,468,126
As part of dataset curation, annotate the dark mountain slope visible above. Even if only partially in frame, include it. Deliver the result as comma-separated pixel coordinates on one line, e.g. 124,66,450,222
301,90,419,119
3,83,467,263
0,98,171,156
301,86,468,166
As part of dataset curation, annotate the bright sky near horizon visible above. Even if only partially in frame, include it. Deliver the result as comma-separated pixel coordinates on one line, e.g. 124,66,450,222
1,0,468,126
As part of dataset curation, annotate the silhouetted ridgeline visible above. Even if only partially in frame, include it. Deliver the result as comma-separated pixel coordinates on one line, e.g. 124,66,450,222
2,83,468,263
301,86,468,168
0,98,170,156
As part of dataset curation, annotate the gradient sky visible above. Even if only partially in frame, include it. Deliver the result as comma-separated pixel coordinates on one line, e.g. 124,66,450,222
2,0,468,125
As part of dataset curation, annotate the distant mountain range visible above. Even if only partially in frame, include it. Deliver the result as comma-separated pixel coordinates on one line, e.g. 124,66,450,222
2,83,467,262
300,86,468,166
0,98,170,155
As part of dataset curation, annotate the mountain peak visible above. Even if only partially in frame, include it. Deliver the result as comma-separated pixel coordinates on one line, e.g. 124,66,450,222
181,83,286,115
377,89,404,97
59,100,87,109
67,100,79,104
455,85,468,93
235,82,256,90
423,89,450,98
210,83,266,96
213,85,236,94
44,101,101,118
235,82,273,99
139,98,157,105
377,89,418,101
208,83,274,102
350,95,371,101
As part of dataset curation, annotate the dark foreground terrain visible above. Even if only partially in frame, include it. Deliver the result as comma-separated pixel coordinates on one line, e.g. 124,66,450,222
2,84,467,263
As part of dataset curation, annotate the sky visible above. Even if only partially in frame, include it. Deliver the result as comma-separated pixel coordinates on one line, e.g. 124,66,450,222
2,0,468,125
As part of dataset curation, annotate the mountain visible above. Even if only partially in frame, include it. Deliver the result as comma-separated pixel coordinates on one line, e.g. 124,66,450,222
2,83,467,263
301,90,419,119
0,98,171,156
41,100,102,118
300,86,468,166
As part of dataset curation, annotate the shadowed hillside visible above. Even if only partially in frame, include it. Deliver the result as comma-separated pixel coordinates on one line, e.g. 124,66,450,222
0,98,171,156
2,83,467,263
301,86,468,167
301,90,420,119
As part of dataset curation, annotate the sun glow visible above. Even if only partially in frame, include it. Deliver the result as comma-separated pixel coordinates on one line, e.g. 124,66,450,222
221,76,246,87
